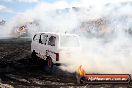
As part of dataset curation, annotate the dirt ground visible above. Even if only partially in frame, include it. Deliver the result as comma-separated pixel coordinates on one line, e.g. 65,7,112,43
0,38,131,88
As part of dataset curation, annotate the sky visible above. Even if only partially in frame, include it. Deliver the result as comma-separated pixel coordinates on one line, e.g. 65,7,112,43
0,0,78,20
0,0,131,21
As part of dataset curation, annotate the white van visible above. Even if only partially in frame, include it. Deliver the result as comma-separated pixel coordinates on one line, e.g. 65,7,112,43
31,32,81,69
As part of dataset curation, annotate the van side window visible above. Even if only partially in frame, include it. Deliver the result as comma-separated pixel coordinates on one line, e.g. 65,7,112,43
48,36,56,46
41,34,48,44
33,34,40,42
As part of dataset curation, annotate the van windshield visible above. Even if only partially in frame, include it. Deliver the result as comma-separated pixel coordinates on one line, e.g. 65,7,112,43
60,35,80,47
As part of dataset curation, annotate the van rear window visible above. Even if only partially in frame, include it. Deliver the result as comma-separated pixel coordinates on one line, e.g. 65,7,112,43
48,36,56,46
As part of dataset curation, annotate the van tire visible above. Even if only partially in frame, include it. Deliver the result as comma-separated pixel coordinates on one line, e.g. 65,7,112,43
44,56,53,74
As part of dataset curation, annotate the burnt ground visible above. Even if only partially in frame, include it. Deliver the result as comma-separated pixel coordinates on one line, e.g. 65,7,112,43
0,38,132,88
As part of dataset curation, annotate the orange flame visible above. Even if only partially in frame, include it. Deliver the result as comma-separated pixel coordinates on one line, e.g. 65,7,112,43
76,65,86,76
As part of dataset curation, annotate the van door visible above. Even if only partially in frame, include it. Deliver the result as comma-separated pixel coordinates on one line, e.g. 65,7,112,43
39,33,48,58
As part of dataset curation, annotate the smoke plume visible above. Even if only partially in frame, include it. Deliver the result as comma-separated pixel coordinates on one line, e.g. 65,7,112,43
1,0,132,74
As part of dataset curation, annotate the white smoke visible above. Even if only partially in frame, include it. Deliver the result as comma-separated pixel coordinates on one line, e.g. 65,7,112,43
1,0,132,74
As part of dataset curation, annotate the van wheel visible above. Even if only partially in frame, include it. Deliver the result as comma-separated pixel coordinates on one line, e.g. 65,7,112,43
44,56,53,74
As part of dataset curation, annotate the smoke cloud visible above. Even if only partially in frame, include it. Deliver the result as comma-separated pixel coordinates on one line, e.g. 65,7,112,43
1,0,132,74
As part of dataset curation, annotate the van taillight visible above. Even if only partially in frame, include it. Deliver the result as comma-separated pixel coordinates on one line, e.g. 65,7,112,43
56,53,59,61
